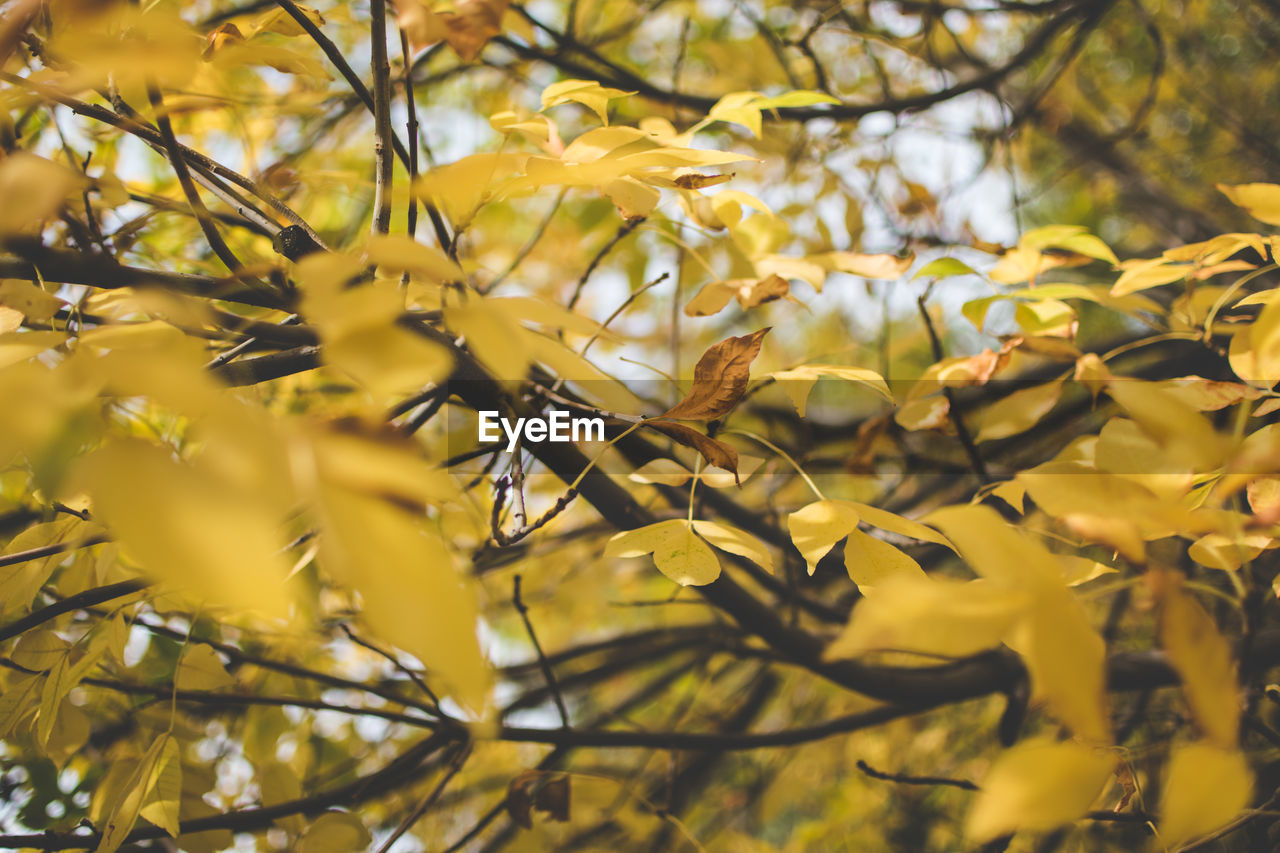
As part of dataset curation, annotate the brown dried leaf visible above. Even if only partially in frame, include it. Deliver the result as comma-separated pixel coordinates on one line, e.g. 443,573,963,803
202,23,244,60
534,774,571,823
660,327,770,420
506,770,537,830
644,421,740,482
507,770,571,830
397,0,510,61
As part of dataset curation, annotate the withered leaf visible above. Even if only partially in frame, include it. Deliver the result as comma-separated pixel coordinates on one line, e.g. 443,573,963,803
535,773,571,823
202,23,244,60
659,327,770,420
507,770,571,830
644,421,740,483
396,0,510,61
506,770,536,829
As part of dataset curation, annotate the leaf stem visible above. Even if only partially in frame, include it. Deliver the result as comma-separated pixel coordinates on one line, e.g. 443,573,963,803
720,428,824,500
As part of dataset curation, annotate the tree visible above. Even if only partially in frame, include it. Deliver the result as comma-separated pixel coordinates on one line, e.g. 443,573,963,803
0,0,1278,850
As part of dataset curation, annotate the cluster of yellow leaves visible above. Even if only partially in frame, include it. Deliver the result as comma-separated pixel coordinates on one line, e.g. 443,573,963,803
826,192,1280,845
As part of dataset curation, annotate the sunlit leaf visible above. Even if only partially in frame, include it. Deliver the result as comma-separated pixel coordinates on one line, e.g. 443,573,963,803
1158,742,1253,851
966,737,1114,842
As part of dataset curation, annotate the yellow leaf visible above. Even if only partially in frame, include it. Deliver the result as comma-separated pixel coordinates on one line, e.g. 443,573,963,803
0,153,80,234
966,737,1114,842
826,575,1026,660
297,811,372,853
260,761,305,836
705,90,766,137
974,381,1063,442
175,645,235,693
1158,580,1240,748
2,519,96,613
107,614,129,664
96,736,167,853
1248,290,1280,387
842,501,954,549
316,485,489,712
754,255,826,289
76,440,294,619
1070,356,1111,402
627,459,693,486
0,673,40,738
684,276,790,317
649,523,721,586
0,280,65,321
1188,531,1270,571
697,454,763,487
0,330,65,369
770,364,893,417
1058,556,1118,586
894,395,950,431
1018,462,1194,541
1006,587,1111,742
692,520,773,573
37,655,71,747
604,519,721,586
1157,742,1253,851
1217,182,1280,226
249,3,324,37
682,281,736,317
786,499,861,575
815,251,913,280
415,152,529,226
1229,325,1271,388
1110,257,1189,296
601,176,660,219
44,700,89,768
299,253,453,398
139,736,182,838
1107,380,1229,471
365,234,464,282
444,300,529,383
11,628,70,671
541,79,635,125
988,480,1027,513
1014,299,1076,338
924,504,1060,588
1154,377,1263,412
843,529,925,590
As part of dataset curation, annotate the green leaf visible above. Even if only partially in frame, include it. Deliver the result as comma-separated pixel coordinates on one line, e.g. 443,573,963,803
913,257,977,279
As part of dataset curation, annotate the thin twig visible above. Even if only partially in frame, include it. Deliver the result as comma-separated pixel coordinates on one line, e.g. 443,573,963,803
373,740,473,853
370,0,394,235
483,188,566,294
145,82,266,290
341,623,443,710
271,0,453,253
855,758,978,790
0,579,146,643
567,217,644,310
399,29,420,242
916,290,990,483
512,574,571,728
